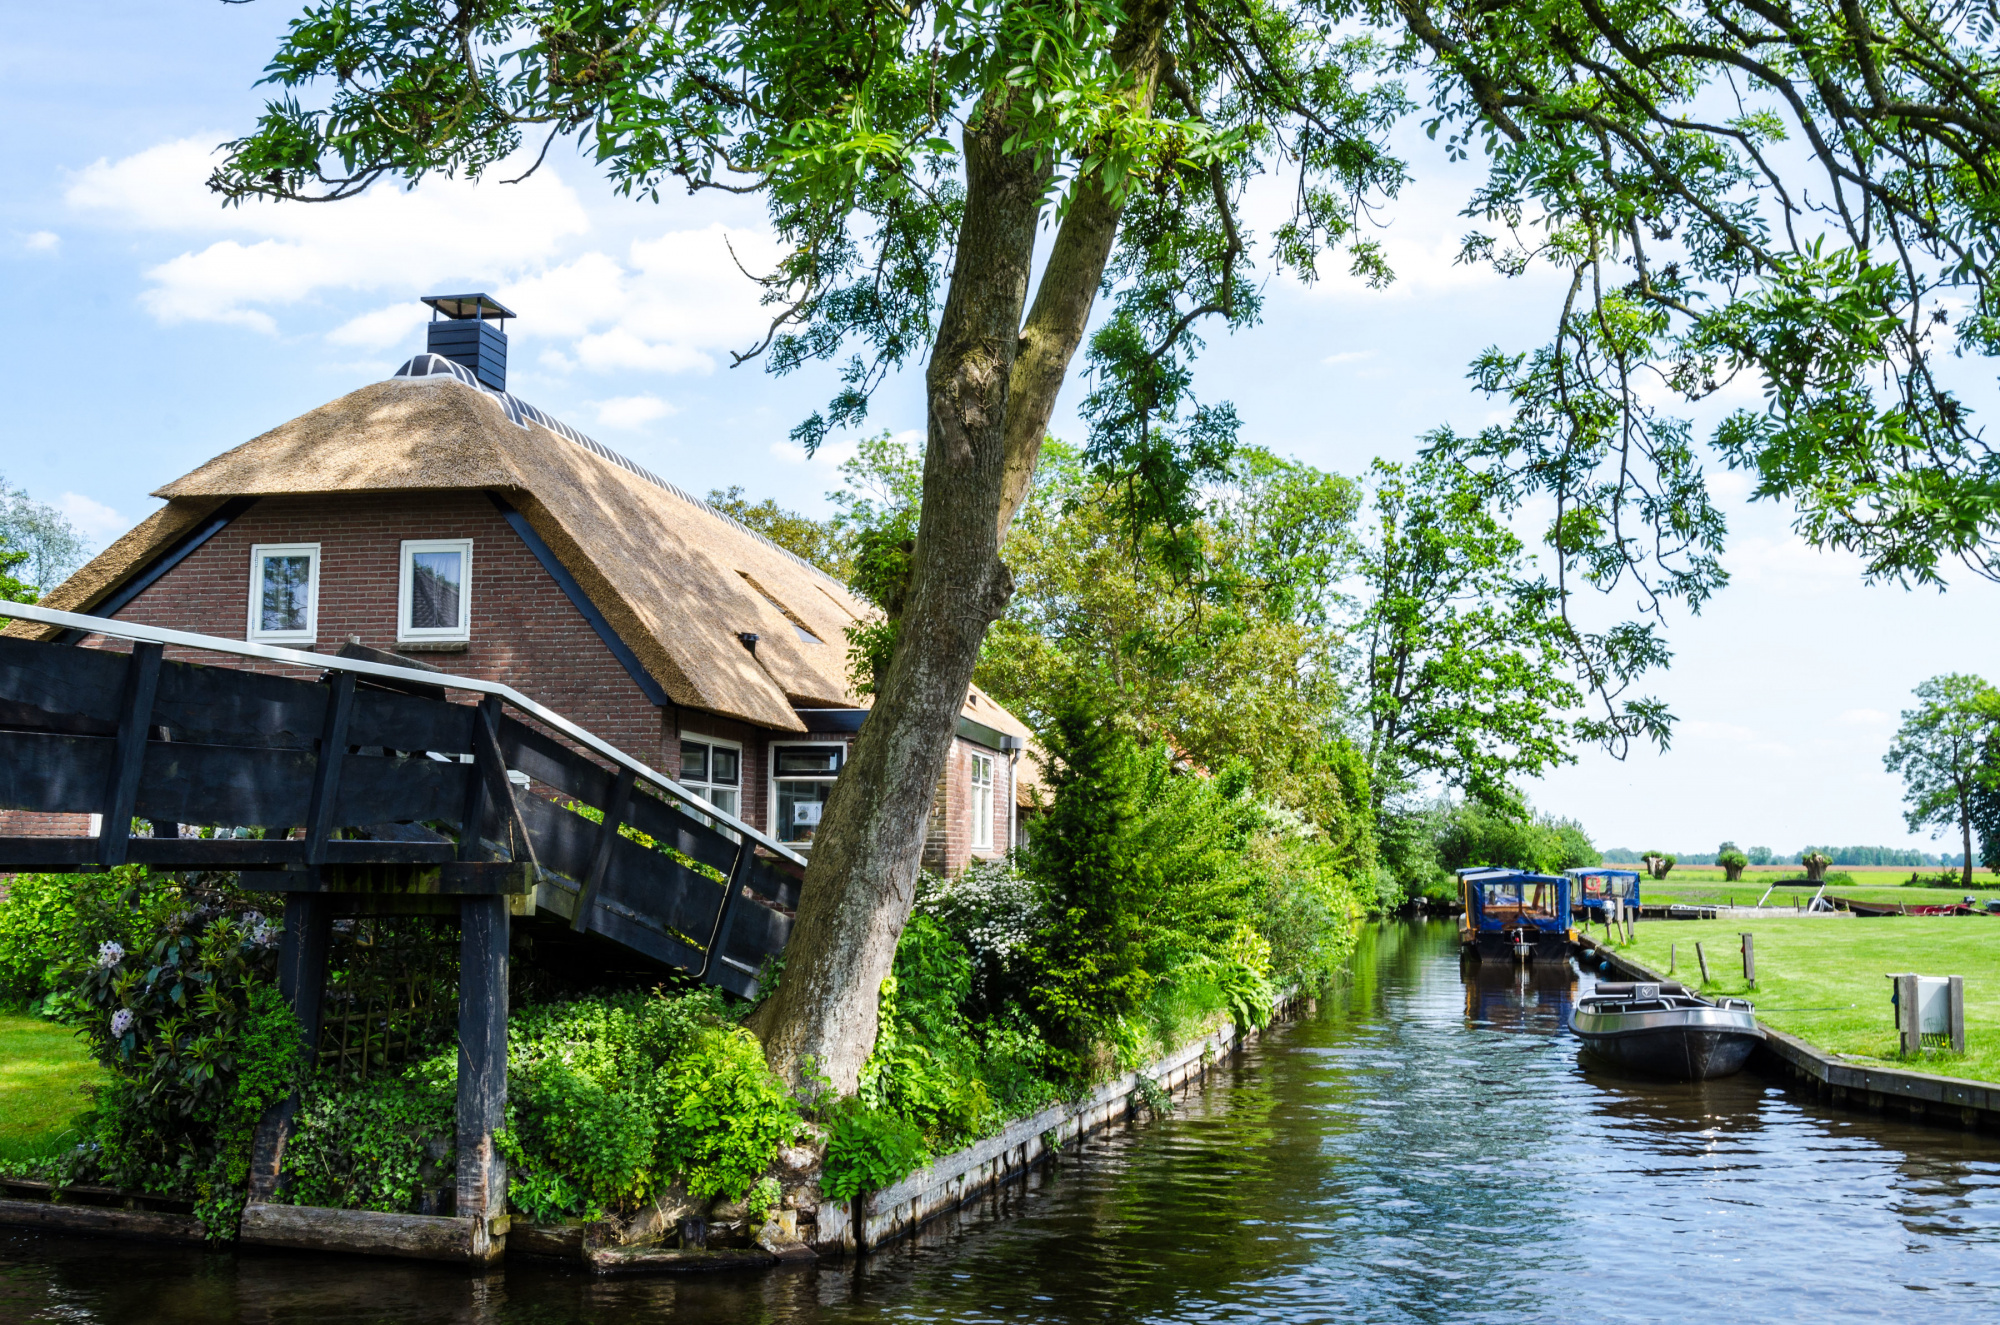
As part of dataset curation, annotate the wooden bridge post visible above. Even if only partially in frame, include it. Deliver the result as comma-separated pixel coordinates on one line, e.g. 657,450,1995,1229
456,894,509,1262
247,893,332,1202
97,641,162,868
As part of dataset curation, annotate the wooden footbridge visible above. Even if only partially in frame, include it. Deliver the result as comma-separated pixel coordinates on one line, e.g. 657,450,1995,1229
0,601,808,1260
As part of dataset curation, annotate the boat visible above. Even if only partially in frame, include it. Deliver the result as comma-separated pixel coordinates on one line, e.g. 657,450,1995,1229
1569,867,1641,923
1456,868,1574,964
1571,981,1765,1080
1837,897,1988,917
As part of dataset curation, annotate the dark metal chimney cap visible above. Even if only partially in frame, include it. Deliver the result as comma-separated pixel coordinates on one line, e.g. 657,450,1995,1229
421,293,516,322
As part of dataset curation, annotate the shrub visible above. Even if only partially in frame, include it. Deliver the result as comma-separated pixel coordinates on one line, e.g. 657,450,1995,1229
283,1062,455,1214
1718,849,1750,882
820,1099,927,1202
67,888,297,1236
0,867,170,1013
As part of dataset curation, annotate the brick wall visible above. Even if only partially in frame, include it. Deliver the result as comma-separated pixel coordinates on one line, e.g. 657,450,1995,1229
95,492,668,765
920,737,1016,875
0,810,92,838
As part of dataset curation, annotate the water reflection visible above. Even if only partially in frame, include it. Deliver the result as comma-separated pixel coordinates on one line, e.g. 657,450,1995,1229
3,920,1996,1323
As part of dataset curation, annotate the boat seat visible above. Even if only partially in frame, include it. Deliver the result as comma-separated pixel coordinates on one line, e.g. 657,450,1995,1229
1590,982,1691,998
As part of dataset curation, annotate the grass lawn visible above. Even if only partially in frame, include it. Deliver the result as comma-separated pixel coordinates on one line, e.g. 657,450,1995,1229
1598,916,2000,1084
0,1012,102,1169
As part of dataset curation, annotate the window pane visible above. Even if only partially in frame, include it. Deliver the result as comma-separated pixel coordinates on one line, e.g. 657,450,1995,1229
260,555,311,633
711,746,740,785
776,746,841,775
410,550,463,629
777,779,834,843
700,787,739,819
679,740,709,784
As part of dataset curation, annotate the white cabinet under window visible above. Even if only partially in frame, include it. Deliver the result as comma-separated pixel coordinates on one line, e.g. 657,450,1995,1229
247,543,319,643
398,538,472,643
771,743,844,846
969,750,995,851
678,735,742,820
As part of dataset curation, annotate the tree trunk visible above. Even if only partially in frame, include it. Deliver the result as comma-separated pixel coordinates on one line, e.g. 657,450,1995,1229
749,9,1172,1093
1963,806,1974,889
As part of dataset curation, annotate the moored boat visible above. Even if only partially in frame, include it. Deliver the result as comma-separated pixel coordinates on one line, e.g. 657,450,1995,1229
1572,981,1765,1080
1456,868,1574,963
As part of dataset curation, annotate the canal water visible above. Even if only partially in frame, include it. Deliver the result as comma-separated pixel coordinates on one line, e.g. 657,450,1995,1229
6,920,1998,1323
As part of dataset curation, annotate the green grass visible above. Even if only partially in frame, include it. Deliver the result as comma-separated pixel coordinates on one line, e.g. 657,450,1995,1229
0,1012,102,1168
1596,916,2000,1084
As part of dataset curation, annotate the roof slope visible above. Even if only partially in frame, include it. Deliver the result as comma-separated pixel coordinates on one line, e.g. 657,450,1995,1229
24,372,875,730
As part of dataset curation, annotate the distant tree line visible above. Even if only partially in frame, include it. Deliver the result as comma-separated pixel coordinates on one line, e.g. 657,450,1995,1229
1602,845,1950,867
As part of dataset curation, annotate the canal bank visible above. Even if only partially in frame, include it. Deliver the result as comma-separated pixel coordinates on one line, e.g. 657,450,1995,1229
1579,931,2000,1133
5,919,1997,1323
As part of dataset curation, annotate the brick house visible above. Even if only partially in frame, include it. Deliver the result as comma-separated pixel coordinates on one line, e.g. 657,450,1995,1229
4,296,1034,873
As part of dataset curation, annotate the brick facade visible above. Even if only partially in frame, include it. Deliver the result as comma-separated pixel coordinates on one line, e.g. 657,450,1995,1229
95,492,668,766
921,737,1019,874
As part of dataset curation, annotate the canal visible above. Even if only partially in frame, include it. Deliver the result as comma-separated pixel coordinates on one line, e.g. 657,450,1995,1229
5,920,1997,1322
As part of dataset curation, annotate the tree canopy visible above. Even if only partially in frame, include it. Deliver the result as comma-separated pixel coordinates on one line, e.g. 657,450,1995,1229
1885,673,1999,886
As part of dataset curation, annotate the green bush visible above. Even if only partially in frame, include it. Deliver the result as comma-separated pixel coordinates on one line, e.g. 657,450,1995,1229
0,867,170,1013
820,1098,928,1203
66,887,299,1236
283,1061,455,1214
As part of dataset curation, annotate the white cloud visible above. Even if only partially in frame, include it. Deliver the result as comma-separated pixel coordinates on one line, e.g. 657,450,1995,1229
56,492,126,542
21,231,59,253
573,327,714,375
66,136,592,331
593,394,676,429
768,437,860,468
1839,708,1892,727
328,302,432,350
1323,350,1375,366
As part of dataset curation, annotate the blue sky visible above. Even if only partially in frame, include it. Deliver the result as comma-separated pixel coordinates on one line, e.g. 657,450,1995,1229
5,2,1998,858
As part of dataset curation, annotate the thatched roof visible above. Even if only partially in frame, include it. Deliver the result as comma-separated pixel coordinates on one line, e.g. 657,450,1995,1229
15,367,898,731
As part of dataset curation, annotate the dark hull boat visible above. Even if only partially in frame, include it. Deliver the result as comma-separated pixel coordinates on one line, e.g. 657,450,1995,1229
1572,982,1765,1081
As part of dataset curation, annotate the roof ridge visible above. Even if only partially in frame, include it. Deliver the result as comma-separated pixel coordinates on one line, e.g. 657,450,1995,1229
391,354,849,592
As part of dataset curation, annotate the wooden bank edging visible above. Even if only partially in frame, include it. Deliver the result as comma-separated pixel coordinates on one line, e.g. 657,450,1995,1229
812,996,1298,1256
1577,937,2000,1132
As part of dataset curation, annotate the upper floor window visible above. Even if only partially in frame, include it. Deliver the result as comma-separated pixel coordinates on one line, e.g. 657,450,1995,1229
248,543,319,644
679,736,742,820
969,751,995,851
772,743,844,846
399,539,472,643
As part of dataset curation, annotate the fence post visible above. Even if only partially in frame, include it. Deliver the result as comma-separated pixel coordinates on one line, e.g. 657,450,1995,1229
1949,975,1966,1054
1740,932,1755,990
1669,942,1676,976
1695,942,1711,986
247,893,331,1203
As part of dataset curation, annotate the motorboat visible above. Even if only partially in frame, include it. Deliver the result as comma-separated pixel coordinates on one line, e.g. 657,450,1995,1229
1571,981,1765,1080
1456,867,1574,963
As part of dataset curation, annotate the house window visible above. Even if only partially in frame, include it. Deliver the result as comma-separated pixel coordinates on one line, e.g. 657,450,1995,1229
969,751,995,851
679,735,742,820
771,743,844,846
248,544,319,643
398,539,472,642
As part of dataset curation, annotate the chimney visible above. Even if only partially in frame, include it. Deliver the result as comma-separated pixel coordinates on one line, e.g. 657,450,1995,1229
421,293,514,392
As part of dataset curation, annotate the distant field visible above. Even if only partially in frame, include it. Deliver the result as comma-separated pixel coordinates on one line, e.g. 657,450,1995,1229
1601,916,2000,1084
1644,882,2000,908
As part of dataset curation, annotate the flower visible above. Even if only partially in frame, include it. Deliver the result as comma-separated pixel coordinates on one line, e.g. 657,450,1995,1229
110,1008,135,1037
95,941,124,968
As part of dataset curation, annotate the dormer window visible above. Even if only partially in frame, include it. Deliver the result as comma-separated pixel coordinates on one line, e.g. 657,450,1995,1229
399,539,472,644
248,543,319,644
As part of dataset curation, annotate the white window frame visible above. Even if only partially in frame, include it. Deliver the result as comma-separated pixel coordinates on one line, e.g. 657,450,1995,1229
769,740,846,847
677,732,744,822
969,750,995,851
397,538,473,643
247,543,320,644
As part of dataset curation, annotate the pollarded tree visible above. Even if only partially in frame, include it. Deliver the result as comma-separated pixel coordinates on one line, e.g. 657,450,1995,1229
209,0,1407,1090
1885,674,2000,888
1717,849,1748,883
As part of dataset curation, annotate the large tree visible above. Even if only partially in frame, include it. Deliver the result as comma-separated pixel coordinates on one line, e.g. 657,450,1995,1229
1885,673,1998,887
211,0,1403,1090
210,0,2000,1088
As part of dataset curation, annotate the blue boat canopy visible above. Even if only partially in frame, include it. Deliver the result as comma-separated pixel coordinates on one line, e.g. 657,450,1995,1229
1567,866,1641,913
1457,868,1572,933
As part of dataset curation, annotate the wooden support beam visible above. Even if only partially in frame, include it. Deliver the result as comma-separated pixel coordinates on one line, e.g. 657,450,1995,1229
572,765,634,933
238,861,534,895
97,642,162,869
248,894,331,1203
302,671,356,867
1897,972,1921,1056
456,894,509,1263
